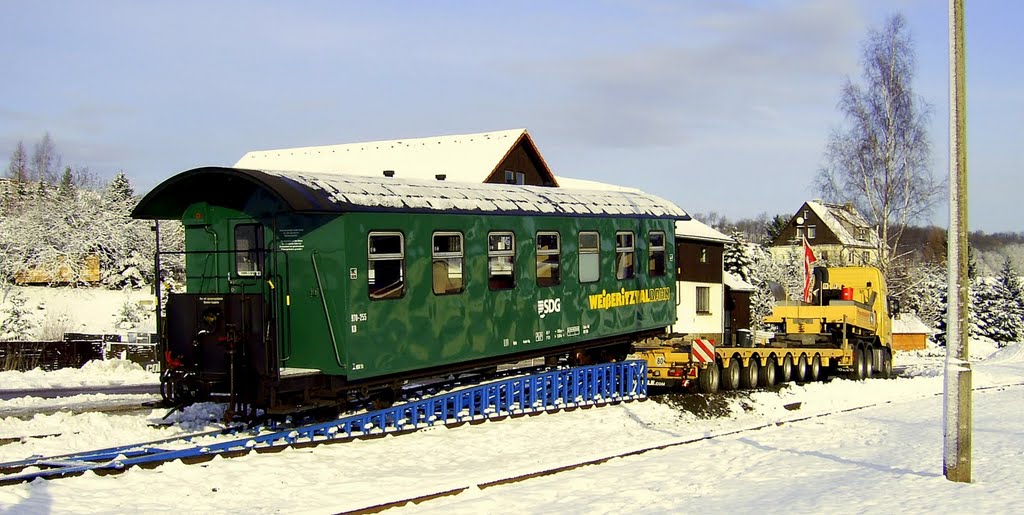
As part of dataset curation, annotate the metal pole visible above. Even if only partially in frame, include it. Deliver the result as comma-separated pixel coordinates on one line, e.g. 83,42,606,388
944,0,971,483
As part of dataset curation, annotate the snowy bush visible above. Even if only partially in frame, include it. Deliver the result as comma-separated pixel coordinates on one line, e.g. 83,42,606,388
0,289,35,341
37,306,75,341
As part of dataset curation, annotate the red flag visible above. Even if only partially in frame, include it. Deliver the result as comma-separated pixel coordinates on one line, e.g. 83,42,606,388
802,236,817,303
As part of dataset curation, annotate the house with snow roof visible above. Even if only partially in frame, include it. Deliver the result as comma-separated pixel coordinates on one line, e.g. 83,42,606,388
235,128,559,187
769,201,880,266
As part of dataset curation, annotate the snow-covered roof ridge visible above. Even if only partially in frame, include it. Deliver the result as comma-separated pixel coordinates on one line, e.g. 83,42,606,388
675,218,733,243
806,200,878,247
234,128,533,184
262,168,689,218
724,271,755,292
892,313,935,334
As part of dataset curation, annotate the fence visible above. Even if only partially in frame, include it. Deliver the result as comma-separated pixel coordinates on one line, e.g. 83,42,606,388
0,333,159,372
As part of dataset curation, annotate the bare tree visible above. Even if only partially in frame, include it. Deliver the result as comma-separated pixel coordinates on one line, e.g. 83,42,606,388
815,14,942,274
30,132,61,184
6,141,29,182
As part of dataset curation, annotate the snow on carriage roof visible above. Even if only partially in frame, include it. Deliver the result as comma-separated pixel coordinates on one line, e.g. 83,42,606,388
258,168,689,218
234,129,551,184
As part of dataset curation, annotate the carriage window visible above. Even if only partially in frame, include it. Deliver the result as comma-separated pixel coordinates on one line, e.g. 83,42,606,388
615,231,635,280
579,231,599,283
432,232,464,295
368,232,405,300
649,231,666,277
488,232,515,290
536,232,561,287
234,224,263,277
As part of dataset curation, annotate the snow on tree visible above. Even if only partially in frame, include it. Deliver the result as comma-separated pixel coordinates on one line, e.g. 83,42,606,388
0,289,36,341
983,258,1024,346
724,232,755,283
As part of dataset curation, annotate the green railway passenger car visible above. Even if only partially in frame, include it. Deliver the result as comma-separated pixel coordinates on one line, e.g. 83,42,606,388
133,167,688,413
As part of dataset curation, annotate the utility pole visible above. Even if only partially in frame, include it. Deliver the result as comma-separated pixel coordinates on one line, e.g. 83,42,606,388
944,0,971,483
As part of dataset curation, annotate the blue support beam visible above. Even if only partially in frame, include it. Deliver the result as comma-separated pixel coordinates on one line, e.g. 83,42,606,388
0,360,647,484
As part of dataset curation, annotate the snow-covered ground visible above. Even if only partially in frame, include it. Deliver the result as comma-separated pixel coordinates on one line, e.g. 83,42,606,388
1,285,156,338
0,342,1022,514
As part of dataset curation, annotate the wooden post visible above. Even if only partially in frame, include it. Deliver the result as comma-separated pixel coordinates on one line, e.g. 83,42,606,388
944,0,972,483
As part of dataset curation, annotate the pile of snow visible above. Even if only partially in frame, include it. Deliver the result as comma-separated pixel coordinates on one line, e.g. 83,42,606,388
161,402,228,432
0,358,158,390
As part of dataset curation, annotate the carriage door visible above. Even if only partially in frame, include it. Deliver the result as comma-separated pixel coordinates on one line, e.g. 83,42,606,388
230,221,277,381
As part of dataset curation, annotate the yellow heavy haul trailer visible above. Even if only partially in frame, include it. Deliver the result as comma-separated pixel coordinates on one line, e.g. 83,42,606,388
632,266,897,392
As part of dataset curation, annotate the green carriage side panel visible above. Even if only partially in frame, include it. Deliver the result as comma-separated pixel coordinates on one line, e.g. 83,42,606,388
333,212,676,380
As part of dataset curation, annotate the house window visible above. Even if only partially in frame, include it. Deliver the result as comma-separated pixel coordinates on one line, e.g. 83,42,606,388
615,231,635,280
488,232,516,290
649,231,666,277
536,232,561,287
821,250,829,261
432,232,464,295
863,251,871,263
368,232,405,300
699,247,708,264
696,286,711,314
234,224,263,277
579,231,599,283
796,227,804,239
807,226,816,239
504,170,526,185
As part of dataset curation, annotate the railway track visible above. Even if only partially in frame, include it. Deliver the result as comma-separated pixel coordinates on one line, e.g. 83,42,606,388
337,380,1024,514
0,361,647,485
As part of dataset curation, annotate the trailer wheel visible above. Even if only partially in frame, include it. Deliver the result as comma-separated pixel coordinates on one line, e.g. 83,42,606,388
721,357,742,391
778,354,793,383
808,354,822,382
864,346,875,378
697,363,720,393
793,354,808,382
850,347,867,380
759,356,777,387
740,356,760,389
879,348,893,378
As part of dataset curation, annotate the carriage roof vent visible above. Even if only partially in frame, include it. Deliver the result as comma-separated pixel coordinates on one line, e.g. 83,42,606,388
383,170,395,178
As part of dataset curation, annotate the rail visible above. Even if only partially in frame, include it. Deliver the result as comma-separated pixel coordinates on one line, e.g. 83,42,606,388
0,360,647,485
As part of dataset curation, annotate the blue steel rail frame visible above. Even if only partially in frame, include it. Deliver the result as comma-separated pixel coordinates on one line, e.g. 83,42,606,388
0,360,648,485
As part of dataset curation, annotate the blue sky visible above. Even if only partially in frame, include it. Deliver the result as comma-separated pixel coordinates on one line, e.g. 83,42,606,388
2,1,1020,232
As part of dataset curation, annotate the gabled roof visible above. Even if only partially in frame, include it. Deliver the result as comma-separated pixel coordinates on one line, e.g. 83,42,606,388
724,271,756,292
131,167,689,220
892,313,935,335
675,218,733,243
805,200,878,248
234,128,557,185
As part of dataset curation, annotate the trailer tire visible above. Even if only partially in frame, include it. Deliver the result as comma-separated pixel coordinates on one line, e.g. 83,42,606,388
721,357,741,391
741,356,760,389
880,348,893,379
697,362,720,393
793,354,808,382
850,346,867,380
760,356,777,387
779,354,793,382
865,346,875,378
808,354,822,382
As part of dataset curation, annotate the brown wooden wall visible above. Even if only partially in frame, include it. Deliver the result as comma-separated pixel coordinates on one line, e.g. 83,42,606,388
773,203,843,247
893,333,928,351
676,240,723,283
726,289,751,338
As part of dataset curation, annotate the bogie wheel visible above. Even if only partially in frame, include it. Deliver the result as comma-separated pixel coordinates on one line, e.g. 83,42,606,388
808,354,822,382
697,362,720,393
759,356,777,387
740,357,760,389
779,354,794,383
880,348,893,379
721,357,742,391
865,346,875,378
793,354,808,382
850,346,867,380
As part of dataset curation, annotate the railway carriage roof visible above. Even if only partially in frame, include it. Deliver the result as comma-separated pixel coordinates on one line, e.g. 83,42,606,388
132,166,689,220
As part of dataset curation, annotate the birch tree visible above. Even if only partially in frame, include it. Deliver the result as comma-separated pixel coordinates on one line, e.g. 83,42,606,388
815,13,942,274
